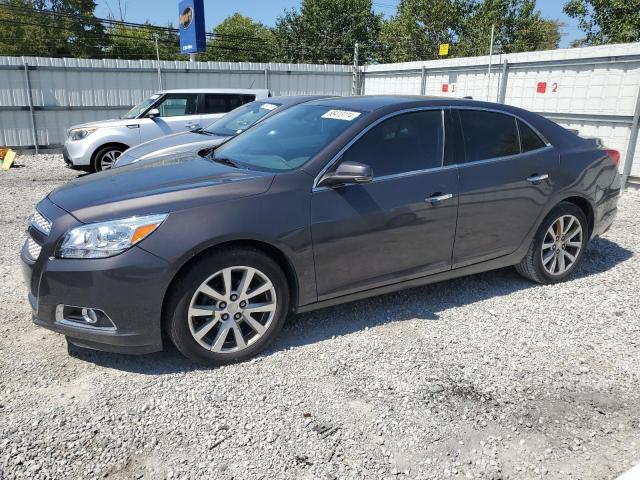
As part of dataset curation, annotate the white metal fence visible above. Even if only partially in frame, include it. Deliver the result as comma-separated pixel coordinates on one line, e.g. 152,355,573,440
1,43,639,178
0,57,353,148
363,42,640,179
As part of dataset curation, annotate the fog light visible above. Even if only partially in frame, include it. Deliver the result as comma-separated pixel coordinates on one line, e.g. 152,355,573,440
81,308,98,324
56,305,116,330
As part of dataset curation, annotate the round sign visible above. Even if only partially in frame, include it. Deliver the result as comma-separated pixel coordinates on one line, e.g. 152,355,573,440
180,7,193,29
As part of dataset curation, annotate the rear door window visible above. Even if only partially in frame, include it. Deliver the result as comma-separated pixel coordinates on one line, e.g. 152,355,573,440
202,94,245,114
459,110,520,162
340,110,443,178
518,119,547,152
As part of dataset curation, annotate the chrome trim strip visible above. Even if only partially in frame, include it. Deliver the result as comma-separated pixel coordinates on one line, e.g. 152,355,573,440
29,210,52,236
55,304,117,331
312,106,446,190
455,145,555,169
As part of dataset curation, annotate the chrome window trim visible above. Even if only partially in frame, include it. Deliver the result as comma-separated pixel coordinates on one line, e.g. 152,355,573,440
454,145,554,169
312,106,446,191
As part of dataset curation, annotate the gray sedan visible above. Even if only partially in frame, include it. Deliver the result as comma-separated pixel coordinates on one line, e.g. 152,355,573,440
114,95,331,167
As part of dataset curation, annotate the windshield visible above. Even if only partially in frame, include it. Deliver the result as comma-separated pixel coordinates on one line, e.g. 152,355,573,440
213,105,365,172
204,101,282,137
122,94,161,119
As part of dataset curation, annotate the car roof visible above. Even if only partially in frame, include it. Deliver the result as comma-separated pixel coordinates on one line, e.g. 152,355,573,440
159,88,270,95
266,95,335,106
304,95,528,112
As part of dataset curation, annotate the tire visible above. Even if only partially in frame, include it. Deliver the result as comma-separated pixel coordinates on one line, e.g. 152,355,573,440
165,247,290,365
516,201,588,284
91,145,124,172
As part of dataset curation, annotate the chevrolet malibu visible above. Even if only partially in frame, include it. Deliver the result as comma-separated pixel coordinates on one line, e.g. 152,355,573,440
22,96,621,365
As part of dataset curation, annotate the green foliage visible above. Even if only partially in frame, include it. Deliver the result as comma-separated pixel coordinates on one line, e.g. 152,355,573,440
0,0,106,57
105,23,180,60
273,0,383,64
204,13,275,63
381,0,561,61
564,0,640,45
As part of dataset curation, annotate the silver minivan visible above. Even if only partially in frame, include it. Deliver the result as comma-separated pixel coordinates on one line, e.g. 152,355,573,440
63,88,269,172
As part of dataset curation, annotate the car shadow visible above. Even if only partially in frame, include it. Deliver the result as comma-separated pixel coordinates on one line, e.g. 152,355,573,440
68,236,632,374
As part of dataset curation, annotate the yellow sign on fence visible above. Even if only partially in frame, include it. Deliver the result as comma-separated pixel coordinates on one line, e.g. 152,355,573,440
439,43,450,56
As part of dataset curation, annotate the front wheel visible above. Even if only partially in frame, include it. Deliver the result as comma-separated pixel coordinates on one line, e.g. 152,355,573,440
92,145,124,172
516,202,588,284
166,247,290,365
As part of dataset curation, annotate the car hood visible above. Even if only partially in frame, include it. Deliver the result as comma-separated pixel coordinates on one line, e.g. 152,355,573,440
48,153,274,223
70,118,138,130
118,131,229,163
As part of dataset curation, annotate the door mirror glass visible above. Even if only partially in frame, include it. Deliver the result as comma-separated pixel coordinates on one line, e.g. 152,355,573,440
147,108,160,118
318,161,373,188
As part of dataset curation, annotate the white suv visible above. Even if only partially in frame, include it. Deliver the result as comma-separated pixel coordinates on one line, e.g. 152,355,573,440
63,88,270,172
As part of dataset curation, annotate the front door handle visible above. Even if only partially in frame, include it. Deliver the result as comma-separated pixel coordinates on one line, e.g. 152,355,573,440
425,193,454,204
527,173,549,184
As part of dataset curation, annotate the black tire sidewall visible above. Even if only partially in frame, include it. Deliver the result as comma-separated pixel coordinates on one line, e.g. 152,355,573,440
167,248,289,365
92,146,123,172
531,202,588,283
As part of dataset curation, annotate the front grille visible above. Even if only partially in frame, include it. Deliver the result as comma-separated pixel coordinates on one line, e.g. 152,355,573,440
29,211,51,236
25,238,42,261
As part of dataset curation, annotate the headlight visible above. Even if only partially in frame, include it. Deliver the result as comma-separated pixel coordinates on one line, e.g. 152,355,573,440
57,214,168,259
68,127,97,141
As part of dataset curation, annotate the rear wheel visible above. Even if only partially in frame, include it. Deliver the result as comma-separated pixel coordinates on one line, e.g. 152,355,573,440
92,145,124,172
166,247,289,365
516,202,588,284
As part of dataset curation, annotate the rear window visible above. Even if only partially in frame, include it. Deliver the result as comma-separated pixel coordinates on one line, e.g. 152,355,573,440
459,110,520,162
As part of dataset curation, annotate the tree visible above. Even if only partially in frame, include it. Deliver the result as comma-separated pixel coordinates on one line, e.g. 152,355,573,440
0,0,106,57
273,0,383,64
105,23,180,60
564,0,640,45
379,0,473,62
204,13,276,62
380,0,561,61
456,0,561,57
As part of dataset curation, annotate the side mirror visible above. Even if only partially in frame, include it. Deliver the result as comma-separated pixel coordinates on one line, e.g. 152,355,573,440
318,161,373,188
147,108,160,119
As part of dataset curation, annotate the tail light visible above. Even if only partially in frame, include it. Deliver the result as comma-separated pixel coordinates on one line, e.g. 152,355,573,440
605,149,620,167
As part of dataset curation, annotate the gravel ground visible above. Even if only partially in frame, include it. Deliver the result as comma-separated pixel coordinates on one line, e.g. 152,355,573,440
1,154,639,480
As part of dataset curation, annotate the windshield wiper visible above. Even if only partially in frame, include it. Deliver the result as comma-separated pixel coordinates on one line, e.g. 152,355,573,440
211,155,240,168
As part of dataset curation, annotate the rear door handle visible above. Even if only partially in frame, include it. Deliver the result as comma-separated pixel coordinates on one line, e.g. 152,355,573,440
527,173,549,184
425,193,454,204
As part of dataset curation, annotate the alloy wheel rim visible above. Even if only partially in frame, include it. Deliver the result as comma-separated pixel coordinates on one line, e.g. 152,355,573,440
187,266,277,353
100,150,121,170
541,214,583,276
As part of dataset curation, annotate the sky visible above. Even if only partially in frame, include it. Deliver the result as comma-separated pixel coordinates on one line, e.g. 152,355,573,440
95,0,583,48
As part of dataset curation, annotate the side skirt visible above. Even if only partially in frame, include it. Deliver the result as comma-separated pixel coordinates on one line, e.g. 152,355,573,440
295,250,524,314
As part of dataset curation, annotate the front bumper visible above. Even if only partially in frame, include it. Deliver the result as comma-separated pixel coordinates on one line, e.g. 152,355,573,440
63,138,94,167
22,198,172,354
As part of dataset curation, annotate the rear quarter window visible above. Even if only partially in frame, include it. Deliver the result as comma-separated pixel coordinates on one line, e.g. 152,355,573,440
518,119,547,152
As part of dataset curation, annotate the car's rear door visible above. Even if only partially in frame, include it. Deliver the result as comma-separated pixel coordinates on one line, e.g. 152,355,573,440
452,108,559,268
311,109,460,300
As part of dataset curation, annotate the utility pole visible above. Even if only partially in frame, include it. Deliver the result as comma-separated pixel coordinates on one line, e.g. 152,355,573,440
190,53,196,63
153,34,163,91
352,42,360,96
486,23,495,101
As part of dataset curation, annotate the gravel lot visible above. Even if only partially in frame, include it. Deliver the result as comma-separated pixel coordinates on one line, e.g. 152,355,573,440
1,154,639,480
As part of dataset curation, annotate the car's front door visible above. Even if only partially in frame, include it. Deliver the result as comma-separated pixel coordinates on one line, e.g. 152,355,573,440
452,108,560,268
139,93,201,143
311,109,459,300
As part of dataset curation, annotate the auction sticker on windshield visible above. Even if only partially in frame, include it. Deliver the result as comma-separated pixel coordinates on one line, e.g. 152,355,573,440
260,103,279,111
321,110,361,121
